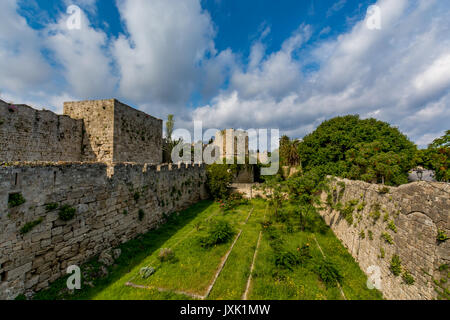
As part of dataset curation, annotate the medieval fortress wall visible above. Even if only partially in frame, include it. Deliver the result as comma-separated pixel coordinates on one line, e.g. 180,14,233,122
0,162,207,300
0,99,207,299
319,178,449,300
0,100,84,162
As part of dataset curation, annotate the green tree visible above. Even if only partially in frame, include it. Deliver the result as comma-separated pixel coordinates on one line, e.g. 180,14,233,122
420,130,449,181
163,114,183,163
298,115,417,185
206,163,235,199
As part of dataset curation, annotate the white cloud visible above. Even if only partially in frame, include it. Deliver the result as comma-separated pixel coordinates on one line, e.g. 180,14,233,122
194,0,450,147
44,9,117,98
1,0,449,148
0,0,51,93
112,0,231,116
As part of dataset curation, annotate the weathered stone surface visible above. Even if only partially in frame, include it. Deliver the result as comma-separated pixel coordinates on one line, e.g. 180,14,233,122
319,178,449,300
0,163,208,300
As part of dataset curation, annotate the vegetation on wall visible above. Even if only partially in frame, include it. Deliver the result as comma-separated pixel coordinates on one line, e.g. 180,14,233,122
8,193,26,208
58,205,76,221
20,218,43,235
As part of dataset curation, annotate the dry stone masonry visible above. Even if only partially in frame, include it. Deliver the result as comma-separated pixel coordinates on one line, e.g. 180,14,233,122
0,162,207,299
319,178,449,300
0,98,207,300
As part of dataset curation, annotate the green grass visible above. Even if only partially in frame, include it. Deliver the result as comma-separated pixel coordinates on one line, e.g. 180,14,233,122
34,199,382,300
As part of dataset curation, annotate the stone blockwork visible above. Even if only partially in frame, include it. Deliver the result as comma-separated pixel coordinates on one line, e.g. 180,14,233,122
63,99,163,164
319,178,449,300
0,100,84,162
63,99,115,163
0,163,207,300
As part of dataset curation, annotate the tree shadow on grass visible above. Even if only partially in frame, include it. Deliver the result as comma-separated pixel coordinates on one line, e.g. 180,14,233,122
33,200,214,300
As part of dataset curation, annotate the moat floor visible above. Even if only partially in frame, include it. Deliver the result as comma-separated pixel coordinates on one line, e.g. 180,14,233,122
34,200,382,300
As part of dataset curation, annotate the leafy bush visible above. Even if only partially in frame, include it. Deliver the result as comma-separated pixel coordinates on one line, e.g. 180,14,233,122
45,203,58,212
58,205,76,221
158,248,176,263
206,163,234,200
402,270,415,285
20,218,43,235
8,193,26,208
390,255,402,276
381,232,394,245
199,220,235,248
314,258,343,288
437,229,449,242
298,115,417,186
387,220,397,233
273,249,301,271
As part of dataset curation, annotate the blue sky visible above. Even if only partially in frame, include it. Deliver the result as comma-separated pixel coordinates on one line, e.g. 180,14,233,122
1,0,449,147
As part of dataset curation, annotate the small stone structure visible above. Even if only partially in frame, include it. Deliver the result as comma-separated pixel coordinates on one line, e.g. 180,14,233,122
1,98,162,164
319,178,449,300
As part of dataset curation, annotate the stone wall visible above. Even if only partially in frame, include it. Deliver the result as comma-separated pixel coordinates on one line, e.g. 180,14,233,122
319,178,449,300
63,99,116,163
0,162,207,300
113,100,162,164
0,100,84,162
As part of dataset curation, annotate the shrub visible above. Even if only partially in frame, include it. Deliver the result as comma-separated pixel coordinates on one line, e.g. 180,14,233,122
378,186,390,194
390,255,402,276
402,270,415,285
381,232,394,245
122,209,128,215
273,249,301,271
438,264,448,272
206,163,234,200
45,203,58,212
359,230,366,239
379,247,385,259
20,218,43,235
133,192,140,202
158,248,176,263
368,230,373,240
387,220,397,233
58,205,76,221
370,210,381,222
8,193,26,208
314,258,343,288
437,229,449,242
199,220,235,248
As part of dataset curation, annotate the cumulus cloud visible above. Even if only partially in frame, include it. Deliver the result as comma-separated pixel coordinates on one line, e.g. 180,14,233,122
194,0,450,146
112,0,233,117
44,8,117,98
0,0,51,94
0,0,449,147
